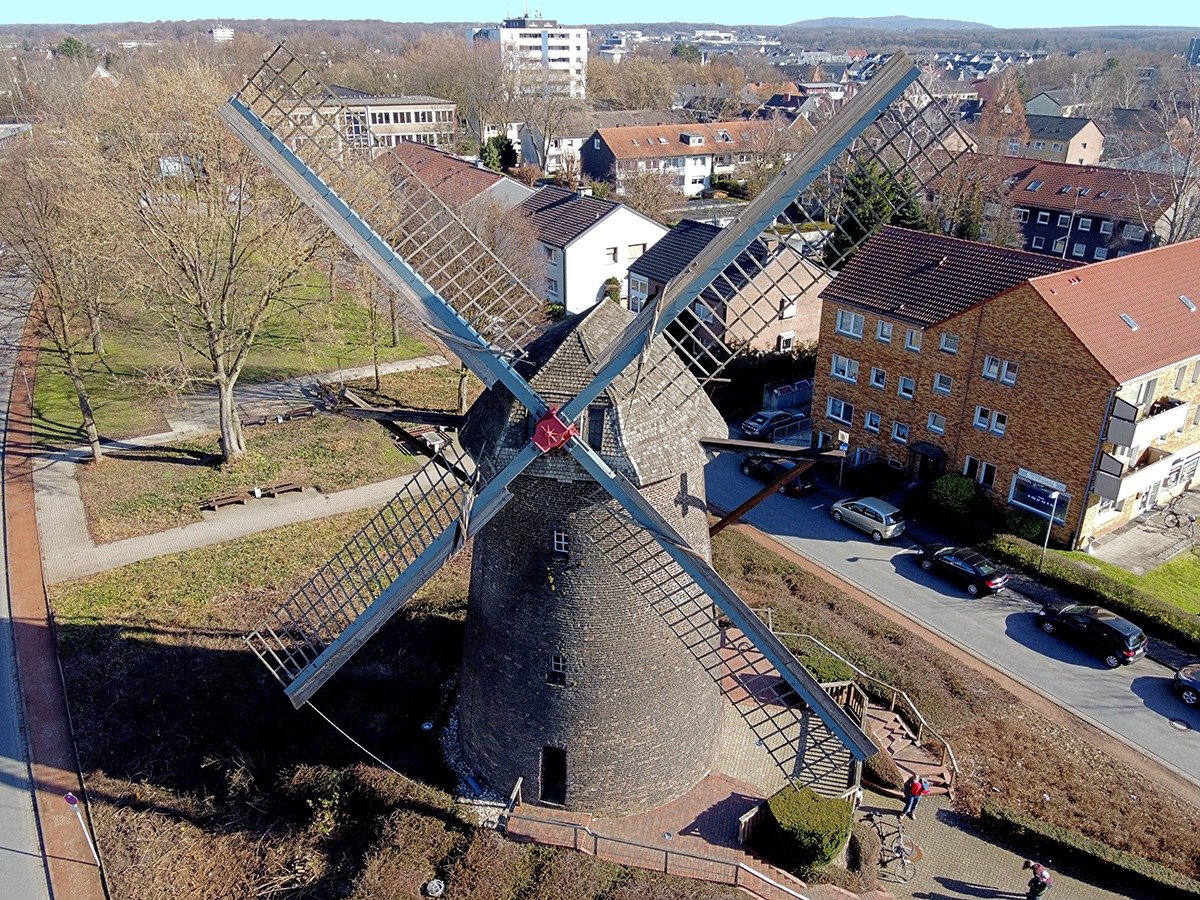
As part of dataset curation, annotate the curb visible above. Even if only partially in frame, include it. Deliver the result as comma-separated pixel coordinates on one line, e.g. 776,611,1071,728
4,317,108,900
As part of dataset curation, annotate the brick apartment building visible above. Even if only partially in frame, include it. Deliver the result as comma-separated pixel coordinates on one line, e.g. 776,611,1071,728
813,227,1200,548
933,155,1180,261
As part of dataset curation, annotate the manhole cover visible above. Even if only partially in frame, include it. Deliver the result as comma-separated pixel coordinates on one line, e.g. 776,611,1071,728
1169,718,1191,732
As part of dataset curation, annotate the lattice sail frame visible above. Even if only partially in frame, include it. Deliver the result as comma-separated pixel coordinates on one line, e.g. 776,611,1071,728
232,45,550,357
224,46,954,780
630,77,974,409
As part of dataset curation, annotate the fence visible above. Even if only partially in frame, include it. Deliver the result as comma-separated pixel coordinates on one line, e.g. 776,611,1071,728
503,808,812,900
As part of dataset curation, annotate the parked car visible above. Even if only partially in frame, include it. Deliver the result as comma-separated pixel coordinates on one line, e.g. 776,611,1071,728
740,408,806,439
829,496,905,542
740,457,815,497
1175,664,1200,706
1036,603,1148,668
916,545,1010,596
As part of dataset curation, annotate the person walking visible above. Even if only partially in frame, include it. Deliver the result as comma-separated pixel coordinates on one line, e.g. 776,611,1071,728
900,774,930,819
1023,859,1053,898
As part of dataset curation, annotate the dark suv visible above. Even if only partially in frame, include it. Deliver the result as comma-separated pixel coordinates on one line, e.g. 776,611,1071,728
1036,603,1148,668
740,457,814,497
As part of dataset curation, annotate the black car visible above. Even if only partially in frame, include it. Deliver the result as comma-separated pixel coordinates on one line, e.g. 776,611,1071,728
740,409,806,439
740,457,815,497
1036,603,1148,668
1175,664,1200,706
916,545,1010,596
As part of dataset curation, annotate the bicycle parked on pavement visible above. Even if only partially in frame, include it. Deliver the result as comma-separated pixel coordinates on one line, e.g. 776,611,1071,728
866,810,922,882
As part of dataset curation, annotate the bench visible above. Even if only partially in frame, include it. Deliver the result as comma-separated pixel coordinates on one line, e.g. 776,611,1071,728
241,414,271,428
283,405,317,420
262,482,304,498
201,492,248,511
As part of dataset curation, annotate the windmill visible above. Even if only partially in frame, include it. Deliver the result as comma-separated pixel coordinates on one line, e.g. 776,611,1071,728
221,47,969,813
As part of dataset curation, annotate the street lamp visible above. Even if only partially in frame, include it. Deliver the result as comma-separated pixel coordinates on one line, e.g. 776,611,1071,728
1039,490,1061,571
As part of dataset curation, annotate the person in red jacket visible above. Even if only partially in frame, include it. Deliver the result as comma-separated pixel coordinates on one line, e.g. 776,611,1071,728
1023,860,1053,898
901,774,930,819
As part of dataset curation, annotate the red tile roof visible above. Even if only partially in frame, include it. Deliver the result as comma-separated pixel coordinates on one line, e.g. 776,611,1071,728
1029,238,1200,384
819,226,1079,327
945,154,1176,222
391,141,504,209
594,118,814,162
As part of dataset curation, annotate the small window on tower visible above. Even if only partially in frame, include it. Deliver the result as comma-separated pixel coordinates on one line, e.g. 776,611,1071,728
587,406,605,450
552,530,569,557
548,653,568,686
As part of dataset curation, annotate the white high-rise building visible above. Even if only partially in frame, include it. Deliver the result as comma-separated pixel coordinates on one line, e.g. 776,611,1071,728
473,17,588,99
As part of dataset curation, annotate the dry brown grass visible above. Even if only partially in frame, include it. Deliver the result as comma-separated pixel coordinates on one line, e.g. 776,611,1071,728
711,528,1200,881
75,414,419,543
348,364,484,413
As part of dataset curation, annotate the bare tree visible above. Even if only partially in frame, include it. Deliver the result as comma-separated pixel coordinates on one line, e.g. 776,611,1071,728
0,135,114,460
618,168,682,223
977,69,1029,155
81,59,330,462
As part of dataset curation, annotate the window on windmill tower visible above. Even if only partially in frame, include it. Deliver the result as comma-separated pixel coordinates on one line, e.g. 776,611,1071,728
552,530,570,557
548,653,568,685
587,406,605,449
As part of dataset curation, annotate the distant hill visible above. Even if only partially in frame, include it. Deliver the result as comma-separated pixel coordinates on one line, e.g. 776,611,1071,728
787,15,994,31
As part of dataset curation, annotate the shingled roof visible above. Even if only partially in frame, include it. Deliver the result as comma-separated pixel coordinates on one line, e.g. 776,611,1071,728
1026,114,1096,141
820,226,1080,327
392,141,507,210
592,118,814,162
517,186,627,248
939,154,1177,222
629,220,773,302
1029,238,1200,385
461,301,726,487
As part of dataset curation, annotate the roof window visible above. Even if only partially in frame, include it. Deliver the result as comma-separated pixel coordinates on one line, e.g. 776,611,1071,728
1078,187,1090,196
1058,184,1072,194
1097,190,1109,198
1182,295,1197,312
1120,313,1139,331
1025,180,1043,191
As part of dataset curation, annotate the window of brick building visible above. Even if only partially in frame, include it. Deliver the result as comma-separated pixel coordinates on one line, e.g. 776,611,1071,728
876,321,893,343
927,412,946,434
933,373,953,394
898,376,915,399
892,422,909,444
547,654,568,686
871,367,886,389
865,411,881,432
836,309,864,338
905,329,922,352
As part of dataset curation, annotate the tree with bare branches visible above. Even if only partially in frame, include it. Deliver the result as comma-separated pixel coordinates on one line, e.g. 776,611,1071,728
977,70,1029,155
617,168,682,223
0,133,115,461
81,60,331,463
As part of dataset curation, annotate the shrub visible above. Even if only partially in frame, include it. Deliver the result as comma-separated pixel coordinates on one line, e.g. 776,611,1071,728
547,302,565,321
603,276,621,302
929,473,978,516
755,786,852,872
795,647,854,683
861,750,904,790
979,803,1200,900
1002,508,1048,543
986,534,1200,655
847,821,880,891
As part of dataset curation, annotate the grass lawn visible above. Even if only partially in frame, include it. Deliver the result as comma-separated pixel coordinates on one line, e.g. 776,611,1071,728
34,292,430,445
347,365,484,414
1060,548,1200,615
75,414,421,543
49,515,740,900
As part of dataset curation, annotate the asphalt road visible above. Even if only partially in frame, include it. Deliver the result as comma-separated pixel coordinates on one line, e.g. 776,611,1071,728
705,452,1200,787
0,275,52,897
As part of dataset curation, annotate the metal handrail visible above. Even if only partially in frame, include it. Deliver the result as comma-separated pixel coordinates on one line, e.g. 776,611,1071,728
503,810,812,900
775,630,960,779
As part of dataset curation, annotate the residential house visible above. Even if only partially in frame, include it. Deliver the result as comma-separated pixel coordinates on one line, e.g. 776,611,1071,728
814,226,1200,549
934,155,1182,261
627,220,828,354
1005,115,1105,165
1024,90,1089,118
519,108,694,175
517,186,667,315
391,141,535,213
581,118,813,199
473,17,588,99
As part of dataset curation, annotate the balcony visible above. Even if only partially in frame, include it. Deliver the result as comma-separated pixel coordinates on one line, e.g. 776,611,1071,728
1106,395,1189,449
1094,446,1174,501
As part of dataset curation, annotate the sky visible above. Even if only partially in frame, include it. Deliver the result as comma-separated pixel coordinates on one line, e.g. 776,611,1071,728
1,0,1197,31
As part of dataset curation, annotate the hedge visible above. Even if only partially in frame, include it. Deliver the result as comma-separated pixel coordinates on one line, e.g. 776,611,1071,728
755,786,853,872
979,803,1200,900
985,534,1200,655
861,749,904,791
846,821,880,892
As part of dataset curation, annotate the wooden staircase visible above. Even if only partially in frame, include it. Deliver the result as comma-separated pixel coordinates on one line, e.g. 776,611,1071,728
865,705,953,796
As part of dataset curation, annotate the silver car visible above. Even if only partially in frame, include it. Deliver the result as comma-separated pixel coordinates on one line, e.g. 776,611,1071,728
830,496,905,542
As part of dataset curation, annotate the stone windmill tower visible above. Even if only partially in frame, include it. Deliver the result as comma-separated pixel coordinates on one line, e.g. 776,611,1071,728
223,46,968,814
459,303,726,814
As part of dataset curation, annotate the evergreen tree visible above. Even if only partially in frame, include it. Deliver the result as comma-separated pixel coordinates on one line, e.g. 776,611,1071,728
483,135,517,170
823,163,929,269
480,139,502,171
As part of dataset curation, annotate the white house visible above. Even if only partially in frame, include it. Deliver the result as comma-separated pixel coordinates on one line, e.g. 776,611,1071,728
517,186,668,314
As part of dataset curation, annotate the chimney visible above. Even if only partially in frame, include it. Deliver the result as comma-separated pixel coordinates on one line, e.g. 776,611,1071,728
577,186,593,198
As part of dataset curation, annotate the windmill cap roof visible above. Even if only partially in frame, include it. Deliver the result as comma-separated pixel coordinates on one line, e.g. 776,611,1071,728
461,301,726,487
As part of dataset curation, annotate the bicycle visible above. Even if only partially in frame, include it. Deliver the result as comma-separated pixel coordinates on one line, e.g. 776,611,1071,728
866,811,922,882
